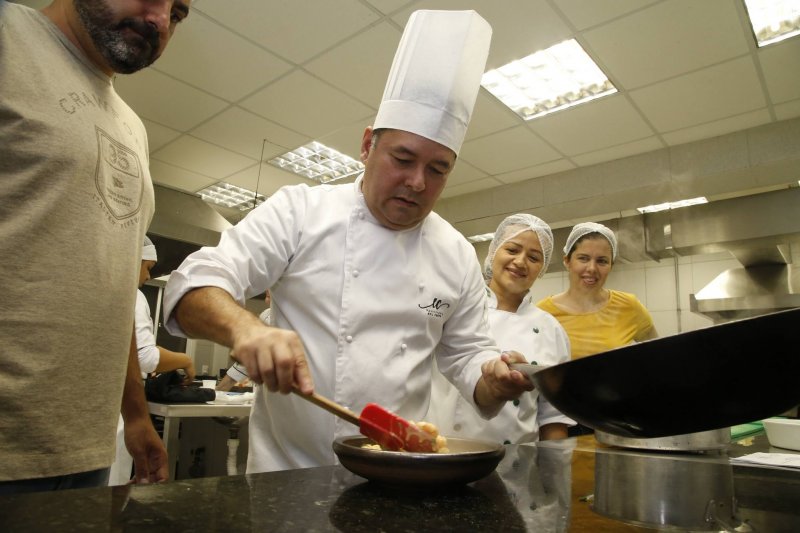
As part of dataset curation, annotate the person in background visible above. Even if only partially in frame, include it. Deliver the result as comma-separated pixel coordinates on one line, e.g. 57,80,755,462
109,236,195,485
216,290,270,392
427,214,574,444
135,237,195,384
0,0,191,494
537,221,658,435
162,10,532,473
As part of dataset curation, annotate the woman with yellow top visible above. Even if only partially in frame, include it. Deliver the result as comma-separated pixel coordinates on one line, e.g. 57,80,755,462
537,221,657,435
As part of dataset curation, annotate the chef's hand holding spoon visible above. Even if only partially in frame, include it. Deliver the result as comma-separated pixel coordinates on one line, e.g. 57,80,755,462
175,287,314,395
474,350,534,409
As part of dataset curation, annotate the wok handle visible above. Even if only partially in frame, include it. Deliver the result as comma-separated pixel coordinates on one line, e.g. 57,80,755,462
292,389,361,427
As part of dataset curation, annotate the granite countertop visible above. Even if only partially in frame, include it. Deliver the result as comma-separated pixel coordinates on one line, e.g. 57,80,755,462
2,434,799,532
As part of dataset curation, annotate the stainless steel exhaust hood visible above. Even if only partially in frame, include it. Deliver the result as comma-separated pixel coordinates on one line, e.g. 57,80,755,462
147,185,234,277
643,187,800,323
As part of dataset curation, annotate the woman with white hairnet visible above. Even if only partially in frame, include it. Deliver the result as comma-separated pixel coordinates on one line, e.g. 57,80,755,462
426,214,574,444
537,222,657,436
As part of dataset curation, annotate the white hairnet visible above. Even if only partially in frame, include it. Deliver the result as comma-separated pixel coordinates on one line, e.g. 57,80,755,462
563,222,617,261
142,236,157,262
484,213,554,280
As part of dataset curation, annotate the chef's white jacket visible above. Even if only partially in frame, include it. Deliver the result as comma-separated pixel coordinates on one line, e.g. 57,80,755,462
163,176,499,472
134,290,159,374
427,290,574,443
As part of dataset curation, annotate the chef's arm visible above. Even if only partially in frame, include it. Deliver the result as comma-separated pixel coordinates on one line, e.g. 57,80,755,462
121,330,168,483
473,351,534,411
154,348,195,383
174,286,314,394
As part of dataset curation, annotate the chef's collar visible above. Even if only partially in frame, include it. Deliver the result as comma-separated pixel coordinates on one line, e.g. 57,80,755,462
486,287,534,313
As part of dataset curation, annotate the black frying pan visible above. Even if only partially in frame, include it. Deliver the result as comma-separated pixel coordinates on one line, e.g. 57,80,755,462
527,307,800,438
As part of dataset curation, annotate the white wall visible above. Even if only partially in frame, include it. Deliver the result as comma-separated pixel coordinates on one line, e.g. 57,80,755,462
527,251,742,337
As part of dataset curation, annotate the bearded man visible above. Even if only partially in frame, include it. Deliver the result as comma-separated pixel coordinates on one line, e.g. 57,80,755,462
0,0,191,494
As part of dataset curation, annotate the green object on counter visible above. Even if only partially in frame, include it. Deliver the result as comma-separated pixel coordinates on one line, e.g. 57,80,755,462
731,421,765,440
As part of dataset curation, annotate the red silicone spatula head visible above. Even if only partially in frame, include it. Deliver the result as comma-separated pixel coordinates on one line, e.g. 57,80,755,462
359,403,437,452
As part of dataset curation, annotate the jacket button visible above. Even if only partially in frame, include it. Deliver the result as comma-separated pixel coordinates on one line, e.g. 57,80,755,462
353,269,359,277
400,343,407,351
345,335,353,343
513,399,520,407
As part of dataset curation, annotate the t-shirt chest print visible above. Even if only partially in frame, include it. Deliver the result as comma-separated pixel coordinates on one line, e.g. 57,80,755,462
94,126,144,221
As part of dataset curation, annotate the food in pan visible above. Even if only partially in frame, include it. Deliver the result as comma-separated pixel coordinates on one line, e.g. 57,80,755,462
360,420,449,453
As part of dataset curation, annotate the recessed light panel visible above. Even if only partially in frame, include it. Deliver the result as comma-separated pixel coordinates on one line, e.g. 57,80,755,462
269,141,364,184
198,182,266,211
744,0,800,47
637,197,708,214
481,39,617,120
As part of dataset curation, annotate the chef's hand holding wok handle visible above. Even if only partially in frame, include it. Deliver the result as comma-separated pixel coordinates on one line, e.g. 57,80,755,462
175,287,314,395
474,351,534,409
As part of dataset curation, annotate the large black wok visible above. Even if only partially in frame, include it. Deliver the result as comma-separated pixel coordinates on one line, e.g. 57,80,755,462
529,307,800,438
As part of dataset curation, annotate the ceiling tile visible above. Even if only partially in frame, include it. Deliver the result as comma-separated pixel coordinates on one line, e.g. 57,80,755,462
440,177,503,199
495,159,575,185
461,126,562,175
190,106,310,160
555,0,658,31
152,136,256,180
464,92,521,141
630,56,766,133
364,0,414,15
528,94,654,155
583,0,750,89
758,38,800,105
153,11,292,102
571,136,664,167
446,161,488,187
317,117,376,161
225,163,311,198
149,160,216,193
661,109,771,146
774,98,800,121
196,0,380,64
142,119,181,152
115,69,228,131
305,21,402,106
240,70,374,139
392,0,572,69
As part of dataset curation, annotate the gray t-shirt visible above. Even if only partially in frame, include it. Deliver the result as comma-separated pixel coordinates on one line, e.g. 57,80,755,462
0,2,154,481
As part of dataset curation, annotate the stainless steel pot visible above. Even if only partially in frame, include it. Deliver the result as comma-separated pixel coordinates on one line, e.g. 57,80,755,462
595,427,730,452
592,449,748,531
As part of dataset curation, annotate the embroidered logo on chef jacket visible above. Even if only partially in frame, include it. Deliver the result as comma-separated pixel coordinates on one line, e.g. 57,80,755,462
419,297,451,318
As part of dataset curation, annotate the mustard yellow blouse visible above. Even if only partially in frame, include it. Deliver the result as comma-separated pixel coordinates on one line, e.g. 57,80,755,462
537,290,654,360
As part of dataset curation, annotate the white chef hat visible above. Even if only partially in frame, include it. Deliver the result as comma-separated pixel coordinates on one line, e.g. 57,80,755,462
373,10,492,155
142,235,158,262
563,222,617,261
484,213,554,281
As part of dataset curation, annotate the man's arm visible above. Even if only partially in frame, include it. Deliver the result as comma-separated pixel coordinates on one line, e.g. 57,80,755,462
174,287,313,394
154,347,195,383
121,330,168,483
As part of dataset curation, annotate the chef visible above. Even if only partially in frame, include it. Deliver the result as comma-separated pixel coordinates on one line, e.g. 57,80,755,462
163,9,532,473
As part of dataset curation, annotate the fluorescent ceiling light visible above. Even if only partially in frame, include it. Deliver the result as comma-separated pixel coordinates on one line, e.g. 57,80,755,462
269,141,364,184
744,0,800,47
198,182,266,211
481,39,617,121
466,232,495,244
637,197,708,214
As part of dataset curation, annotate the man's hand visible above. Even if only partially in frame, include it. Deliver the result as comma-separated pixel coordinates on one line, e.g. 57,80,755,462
124,415,168,484
474,351,534,410
175,287,314,395
232,322,313,395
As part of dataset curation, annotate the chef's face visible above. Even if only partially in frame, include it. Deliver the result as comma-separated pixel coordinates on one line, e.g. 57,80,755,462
360,128,455,230
138,259,156,287
73,0,191,74
564,235,613,291
489,230,544,297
